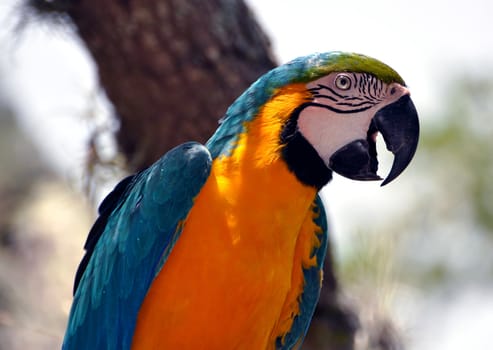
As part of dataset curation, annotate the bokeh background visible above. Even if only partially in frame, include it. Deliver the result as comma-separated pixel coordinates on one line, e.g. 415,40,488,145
0,0,492,349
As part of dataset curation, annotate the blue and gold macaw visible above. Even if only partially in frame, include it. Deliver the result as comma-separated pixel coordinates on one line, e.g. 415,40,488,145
63,52,419,349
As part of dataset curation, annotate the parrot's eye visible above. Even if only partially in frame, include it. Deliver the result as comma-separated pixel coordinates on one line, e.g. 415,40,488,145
334,74,351,90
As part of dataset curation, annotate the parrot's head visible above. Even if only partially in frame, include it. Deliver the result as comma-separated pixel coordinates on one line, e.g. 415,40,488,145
208,51,419,189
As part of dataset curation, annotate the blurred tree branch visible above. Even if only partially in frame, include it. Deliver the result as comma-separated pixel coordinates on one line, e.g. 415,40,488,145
67,0,277,171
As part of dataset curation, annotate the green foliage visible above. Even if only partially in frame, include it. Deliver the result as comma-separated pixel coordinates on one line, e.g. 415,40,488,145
420,76,493,233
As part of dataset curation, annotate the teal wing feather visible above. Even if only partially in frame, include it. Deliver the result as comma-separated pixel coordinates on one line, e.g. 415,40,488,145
277,194,329,350
62,142,212,350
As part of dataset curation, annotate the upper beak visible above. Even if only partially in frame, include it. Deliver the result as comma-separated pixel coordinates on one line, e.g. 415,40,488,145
328,94,419,186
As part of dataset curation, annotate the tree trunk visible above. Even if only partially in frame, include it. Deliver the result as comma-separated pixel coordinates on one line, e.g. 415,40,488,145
68,0,277,171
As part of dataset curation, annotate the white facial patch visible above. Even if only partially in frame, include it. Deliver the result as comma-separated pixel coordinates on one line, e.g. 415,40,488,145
297,105,375,166
300,73,411,167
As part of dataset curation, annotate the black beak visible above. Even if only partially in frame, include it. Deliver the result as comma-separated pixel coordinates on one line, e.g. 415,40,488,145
328,94,419,186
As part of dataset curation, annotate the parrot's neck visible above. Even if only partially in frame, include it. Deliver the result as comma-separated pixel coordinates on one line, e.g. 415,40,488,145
212,152,318,218
210,83,320,216
212,82,332,190
209,122,321,245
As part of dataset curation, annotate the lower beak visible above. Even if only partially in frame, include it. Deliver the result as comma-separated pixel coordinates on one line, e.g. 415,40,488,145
328,94,419,186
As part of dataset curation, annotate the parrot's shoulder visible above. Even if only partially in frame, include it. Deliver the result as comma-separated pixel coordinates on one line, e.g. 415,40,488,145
64,142,212,350
73,141,212,294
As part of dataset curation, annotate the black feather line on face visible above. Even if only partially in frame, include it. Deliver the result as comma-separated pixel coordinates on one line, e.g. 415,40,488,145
309,102,374,114
309,79,384,113
280,104,332,189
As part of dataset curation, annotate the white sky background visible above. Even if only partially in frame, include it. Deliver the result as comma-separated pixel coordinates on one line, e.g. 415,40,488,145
1,0,493,349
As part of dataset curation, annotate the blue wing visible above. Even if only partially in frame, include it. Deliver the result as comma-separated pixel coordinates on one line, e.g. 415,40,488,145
62,142,212,350
277,194,329,350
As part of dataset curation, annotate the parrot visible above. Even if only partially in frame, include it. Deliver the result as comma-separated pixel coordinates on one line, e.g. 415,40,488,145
62,51,419,350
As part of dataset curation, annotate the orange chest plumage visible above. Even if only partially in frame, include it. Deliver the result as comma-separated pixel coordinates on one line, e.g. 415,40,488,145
131,159,319,349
